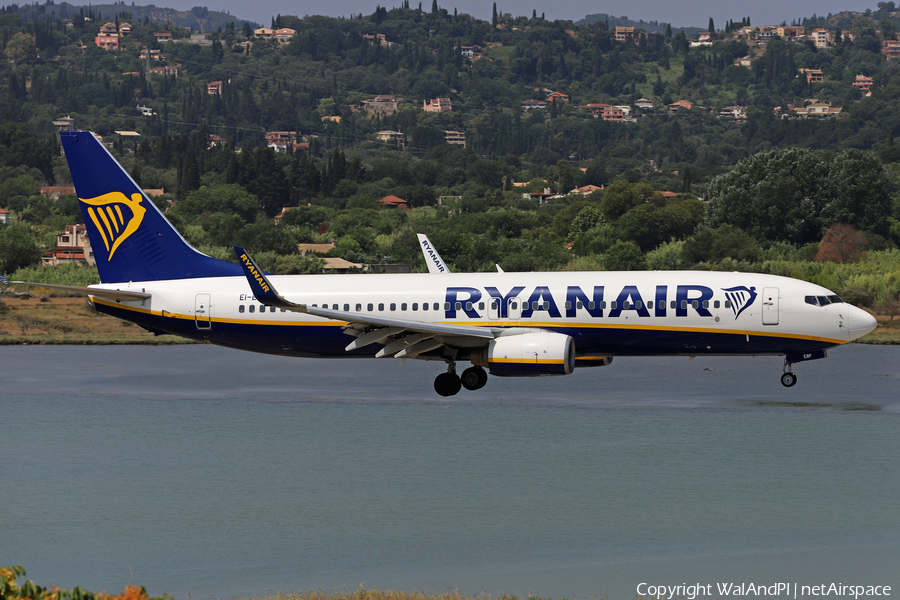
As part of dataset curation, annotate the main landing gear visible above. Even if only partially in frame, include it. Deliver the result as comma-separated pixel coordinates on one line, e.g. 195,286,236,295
781,358,798,388
434,360,488,397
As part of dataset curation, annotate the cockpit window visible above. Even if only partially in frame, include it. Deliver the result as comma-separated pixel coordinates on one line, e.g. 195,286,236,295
806,295,844,307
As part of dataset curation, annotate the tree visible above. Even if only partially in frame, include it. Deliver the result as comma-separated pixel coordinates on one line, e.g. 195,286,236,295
708,17,715,32
604,241,646,270
4,33,37,61
706,148,893,245
0,223,41,273
814,223,867,263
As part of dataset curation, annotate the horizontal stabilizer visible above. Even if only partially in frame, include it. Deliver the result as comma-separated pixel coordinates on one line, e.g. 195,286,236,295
11,281,151,301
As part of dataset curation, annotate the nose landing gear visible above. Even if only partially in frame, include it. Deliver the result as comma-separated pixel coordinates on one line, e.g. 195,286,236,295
781,358,797,387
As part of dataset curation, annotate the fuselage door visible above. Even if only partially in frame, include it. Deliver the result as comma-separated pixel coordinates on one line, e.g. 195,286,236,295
507,297,523,321
195,293,211,330
762,287,779,326
488,298,501,321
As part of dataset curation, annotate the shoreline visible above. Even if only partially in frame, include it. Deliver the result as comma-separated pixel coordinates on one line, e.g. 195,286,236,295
2,295,898,345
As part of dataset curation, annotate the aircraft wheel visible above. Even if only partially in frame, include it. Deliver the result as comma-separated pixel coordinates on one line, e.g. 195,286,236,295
780,372,797,387
461,366,488,391
434,372,462,397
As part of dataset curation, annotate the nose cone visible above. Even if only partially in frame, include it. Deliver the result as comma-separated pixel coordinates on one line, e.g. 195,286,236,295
847,304,877,341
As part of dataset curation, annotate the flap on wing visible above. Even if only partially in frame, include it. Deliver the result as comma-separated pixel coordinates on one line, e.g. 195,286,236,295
12,281,151,301
233,247,495,342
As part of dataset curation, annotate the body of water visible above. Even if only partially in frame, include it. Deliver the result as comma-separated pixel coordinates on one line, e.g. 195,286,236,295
1,344,898,599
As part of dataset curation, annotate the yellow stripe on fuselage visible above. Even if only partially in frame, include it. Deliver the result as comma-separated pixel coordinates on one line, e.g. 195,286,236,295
90,298,847,345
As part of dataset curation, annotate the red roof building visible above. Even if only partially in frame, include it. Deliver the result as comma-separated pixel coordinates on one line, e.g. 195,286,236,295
379,195,408,210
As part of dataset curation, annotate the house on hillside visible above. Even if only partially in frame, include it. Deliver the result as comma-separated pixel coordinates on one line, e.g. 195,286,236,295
853,75,874,92
423,98,452,113
361,95,400,116
799,68,824,83
380,195,408,210
43,225,95,266
883,39,900,58
443,130,466,147
614,26,634,42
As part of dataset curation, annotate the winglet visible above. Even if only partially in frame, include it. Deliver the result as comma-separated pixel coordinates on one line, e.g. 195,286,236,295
417,233,451,274
234,246,306,311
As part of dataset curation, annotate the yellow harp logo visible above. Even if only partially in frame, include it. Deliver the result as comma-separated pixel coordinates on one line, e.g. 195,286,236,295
80,192,147,260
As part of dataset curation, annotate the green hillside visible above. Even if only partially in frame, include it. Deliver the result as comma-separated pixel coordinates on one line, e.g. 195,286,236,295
0,1,899,314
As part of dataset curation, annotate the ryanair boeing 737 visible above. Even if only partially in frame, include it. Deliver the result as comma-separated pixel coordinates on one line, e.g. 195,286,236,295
17,131,877,396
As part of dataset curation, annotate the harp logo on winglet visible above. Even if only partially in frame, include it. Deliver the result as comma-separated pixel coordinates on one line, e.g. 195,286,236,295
80,192,147,260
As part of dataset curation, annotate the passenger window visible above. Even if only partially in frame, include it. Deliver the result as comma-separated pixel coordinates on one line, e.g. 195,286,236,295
239,305,245,313
532,301,538,310
444,303,450,310
576,301,583,309
249,305,255,313
260,305,266,312
599,301,605,309
401,303,407,311
623,301,630,310
647,301,653,309
367,303,374,311
356,303,362,311
681,300,687,309
434,303,440,311
281,309,286,312
269,306,275,312
702,300,709,309
478,302,485,310
510,301,518,310
637,301,643,309
725,300,731,308
714,300,720,309
543,302,549,310
455,302,462,310
466,302,473,311
378,303,384,311
670,300,677,309
422,303,428,311
390,303,396,311
343,304,349,311
491,301,499,310
611,301,617,309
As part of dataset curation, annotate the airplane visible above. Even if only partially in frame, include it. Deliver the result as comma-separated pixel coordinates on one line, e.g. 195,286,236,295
16,131,878,396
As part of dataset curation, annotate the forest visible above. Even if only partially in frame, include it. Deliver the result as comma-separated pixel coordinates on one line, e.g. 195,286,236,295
1,0,899,312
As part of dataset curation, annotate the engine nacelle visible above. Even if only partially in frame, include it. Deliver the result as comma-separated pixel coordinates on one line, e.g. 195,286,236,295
472,331,575,377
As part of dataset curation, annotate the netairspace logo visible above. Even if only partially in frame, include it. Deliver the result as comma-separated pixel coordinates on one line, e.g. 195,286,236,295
636,582,892,599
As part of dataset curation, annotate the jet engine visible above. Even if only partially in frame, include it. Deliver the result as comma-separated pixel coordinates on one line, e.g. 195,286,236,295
471,331,575,377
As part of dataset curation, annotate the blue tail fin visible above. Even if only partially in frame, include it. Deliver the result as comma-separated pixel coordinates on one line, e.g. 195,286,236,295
61,130,243,283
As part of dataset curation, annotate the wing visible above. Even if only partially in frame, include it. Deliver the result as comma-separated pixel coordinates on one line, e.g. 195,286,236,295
11,281,151,301
234,247,496,358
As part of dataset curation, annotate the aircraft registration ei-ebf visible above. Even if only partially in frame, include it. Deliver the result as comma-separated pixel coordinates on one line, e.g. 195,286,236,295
17,131,878,396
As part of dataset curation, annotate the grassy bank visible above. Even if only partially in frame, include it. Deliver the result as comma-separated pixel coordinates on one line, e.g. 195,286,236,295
1,292,897,345
0,294,196,345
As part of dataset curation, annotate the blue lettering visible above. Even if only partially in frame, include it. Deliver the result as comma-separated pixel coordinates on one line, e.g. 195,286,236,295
444,287,482,318
521,286,561,318
675,285,714,317
485,286,525,319
607,285,651,318
655,285,667,317
565,286,604,318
